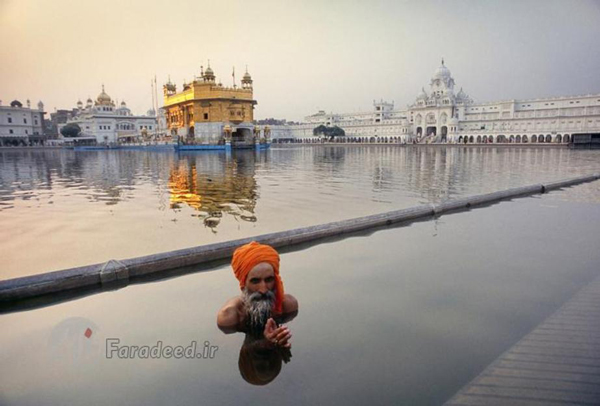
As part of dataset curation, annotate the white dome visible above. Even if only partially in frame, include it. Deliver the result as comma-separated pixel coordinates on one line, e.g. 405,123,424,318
433,64,451,80
417,87,428,100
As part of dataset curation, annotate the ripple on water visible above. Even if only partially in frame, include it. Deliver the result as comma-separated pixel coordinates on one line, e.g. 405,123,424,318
0,147,599,278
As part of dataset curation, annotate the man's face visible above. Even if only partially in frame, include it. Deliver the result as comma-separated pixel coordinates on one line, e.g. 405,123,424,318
242,262,276,333
245,262,276,295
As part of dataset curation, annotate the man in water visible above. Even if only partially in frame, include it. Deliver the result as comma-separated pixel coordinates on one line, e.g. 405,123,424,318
217,241,298,348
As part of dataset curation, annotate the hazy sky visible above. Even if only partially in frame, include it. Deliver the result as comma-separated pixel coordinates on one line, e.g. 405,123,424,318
1,0,599,121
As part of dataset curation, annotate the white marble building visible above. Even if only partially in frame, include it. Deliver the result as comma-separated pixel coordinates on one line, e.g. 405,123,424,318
59,86,157,145
0,99,45,146
273,61,600,144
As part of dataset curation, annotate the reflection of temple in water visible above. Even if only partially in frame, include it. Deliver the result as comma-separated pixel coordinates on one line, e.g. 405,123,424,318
168,151,262,230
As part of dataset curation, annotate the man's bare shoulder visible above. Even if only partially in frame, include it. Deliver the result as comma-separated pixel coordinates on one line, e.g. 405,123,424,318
221,296,243,309
282,294,298,313
217,296,243,332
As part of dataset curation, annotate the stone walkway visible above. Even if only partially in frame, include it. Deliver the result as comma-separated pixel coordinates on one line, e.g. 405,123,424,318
444,275,600,405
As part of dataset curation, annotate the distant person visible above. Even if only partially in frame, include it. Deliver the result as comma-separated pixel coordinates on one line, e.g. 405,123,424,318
217,241,298,347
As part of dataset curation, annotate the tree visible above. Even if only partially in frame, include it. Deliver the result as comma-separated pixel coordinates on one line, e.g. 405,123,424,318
313,125,327,136
60,123,81,138
313,125,345,140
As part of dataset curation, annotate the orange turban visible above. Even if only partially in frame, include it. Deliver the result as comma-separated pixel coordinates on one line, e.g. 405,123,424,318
232,241,285,314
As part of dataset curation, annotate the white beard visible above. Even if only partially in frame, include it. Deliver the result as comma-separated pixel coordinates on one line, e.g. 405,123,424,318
242,288,275,333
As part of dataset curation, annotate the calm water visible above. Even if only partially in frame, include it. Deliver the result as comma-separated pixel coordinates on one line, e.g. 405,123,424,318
1,146,600,405
1,181,600,405
1,146,600,279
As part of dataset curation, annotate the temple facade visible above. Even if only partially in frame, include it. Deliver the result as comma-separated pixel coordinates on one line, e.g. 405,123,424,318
0,99,46,146
274,60,600,144
163,63,268,147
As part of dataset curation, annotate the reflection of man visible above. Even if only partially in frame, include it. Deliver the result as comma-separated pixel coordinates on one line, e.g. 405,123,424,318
238,334,292,386
217,241,298,347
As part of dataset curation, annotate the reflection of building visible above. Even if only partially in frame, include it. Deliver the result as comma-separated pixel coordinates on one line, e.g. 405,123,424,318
59,86,157,145
163,63,269,147
273,60,600,144
168,151,259,230
0,99,46,146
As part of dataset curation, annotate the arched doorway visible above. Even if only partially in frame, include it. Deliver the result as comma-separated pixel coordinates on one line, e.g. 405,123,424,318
532,135,537,143
522,135,529,143
476,136,482,143
509,135,515,143
458,136,463,143
469,136,474,143
556,134,562,143
564,134,570,143
546,134,552,143
516,135,521,143
441,126,448,142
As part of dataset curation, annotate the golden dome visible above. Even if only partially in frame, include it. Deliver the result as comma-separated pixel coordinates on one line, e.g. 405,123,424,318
96,85,112,105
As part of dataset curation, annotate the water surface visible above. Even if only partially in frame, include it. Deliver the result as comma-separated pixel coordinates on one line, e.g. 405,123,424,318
1,145,599,279
1,181,599,405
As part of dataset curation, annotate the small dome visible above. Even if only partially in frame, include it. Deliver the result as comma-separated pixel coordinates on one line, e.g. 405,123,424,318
77,99,83,107
417,87,428,100
243,71,252,81
121,100,127,106
203,62,216,82
10,100,22,108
